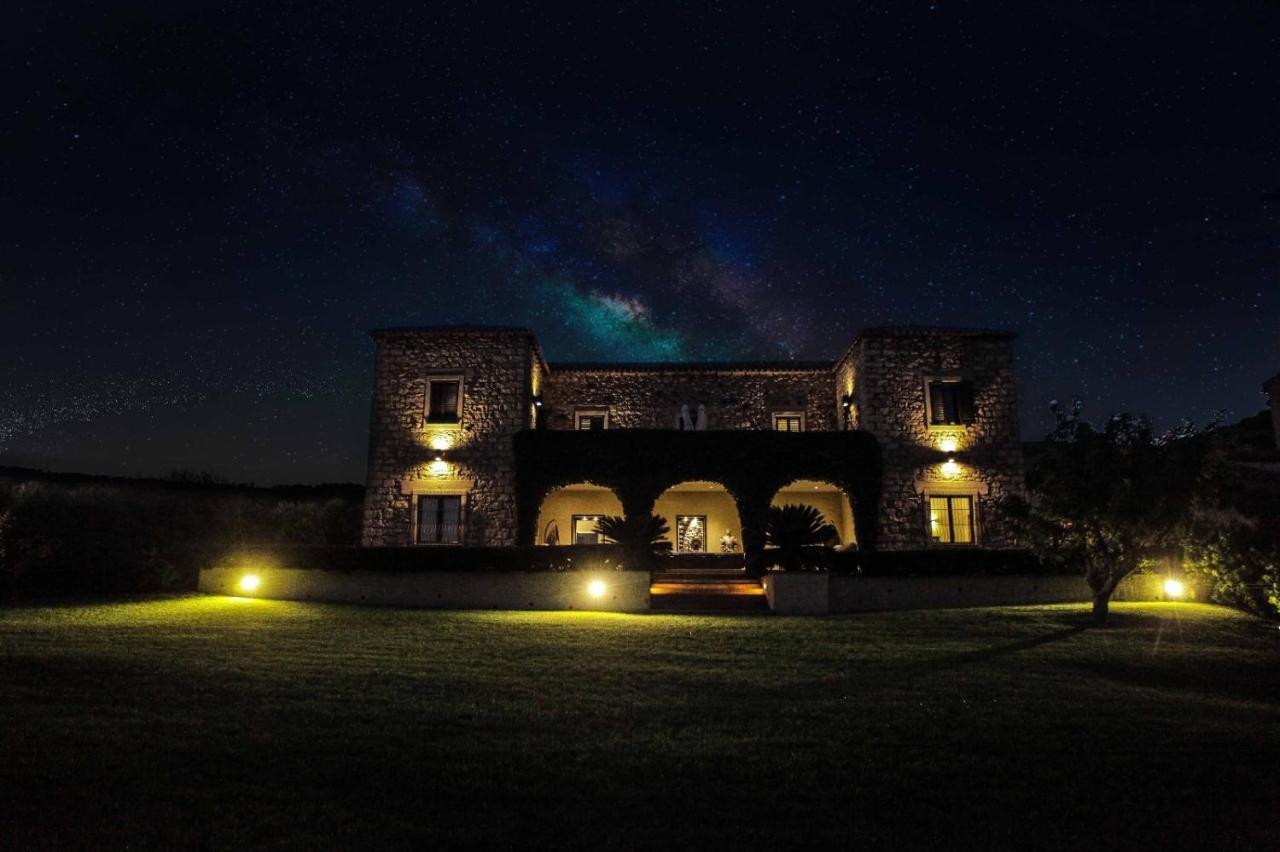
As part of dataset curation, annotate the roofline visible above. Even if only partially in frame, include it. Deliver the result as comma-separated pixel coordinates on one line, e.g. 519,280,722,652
834,326,1017,369
1265,373,1280,393
370,326,549,373
548,361,834,373
369,324,1016,376
370,325,537,337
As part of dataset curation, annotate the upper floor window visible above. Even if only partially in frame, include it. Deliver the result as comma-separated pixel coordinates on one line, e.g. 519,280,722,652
576,409,609,430
772,412,805,432
927,494,976,545
427,377,463,423
675,404,707,431
925,378,975,427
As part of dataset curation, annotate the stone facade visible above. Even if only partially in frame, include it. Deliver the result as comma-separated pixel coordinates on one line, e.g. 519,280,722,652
851,328,1024,549
362,328,540,547
540,364,836,431
362,324,1026,552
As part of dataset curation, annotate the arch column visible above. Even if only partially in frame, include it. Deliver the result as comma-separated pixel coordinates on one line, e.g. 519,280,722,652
733,486,773,577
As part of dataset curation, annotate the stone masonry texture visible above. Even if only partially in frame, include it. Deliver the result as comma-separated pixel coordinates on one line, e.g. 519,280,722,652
362,325,1026,551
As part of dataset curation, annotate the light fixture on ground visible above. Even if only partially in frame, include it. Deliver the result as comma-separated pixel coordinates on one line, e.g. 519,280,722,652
239,574,261,593
587,579,607,599
1163,578,1185,598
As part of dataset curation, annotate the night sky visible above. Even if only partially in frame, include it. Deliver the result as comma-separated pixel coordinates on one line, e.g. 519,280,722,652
3,2,1276,484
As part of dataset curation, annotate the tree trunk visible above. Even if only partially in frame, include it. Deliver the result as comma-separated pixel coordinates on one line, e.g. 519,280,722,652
1091,592,1110,624
1091,574,1121,624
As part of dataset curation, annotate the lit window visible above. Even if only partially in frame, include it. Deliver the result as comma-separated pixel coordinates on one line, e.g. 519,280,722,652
772,412,805,432
575,410,608,430
572,514,608,544
925,379,975,426
427,378,463,423
927,495,975,545
417,495,463,544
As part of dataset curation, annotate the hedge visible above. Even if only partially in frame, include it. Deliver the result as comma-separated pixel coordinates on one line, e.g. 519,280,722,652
208,544,632,574
775,547,1058,577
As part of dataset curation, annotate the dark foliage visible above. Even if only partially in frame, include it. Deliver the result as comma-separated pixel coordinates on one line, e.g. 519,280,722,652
0,476,363,598
820,548,1050,577
1003,401,1217,621
1182,428,1280,619
593,514,671,570
208,543,629,574
766,503,838,570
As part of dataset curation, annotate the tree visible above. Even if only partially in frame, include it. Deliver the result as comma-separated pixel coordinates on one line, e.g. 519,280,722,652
594,514,671,570
765,504,837,571
1003,401,1215,623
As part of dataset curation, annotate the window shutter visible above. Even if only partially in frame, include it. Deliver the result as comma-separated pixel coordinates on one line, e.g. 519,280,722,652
929,382,948,424
955,381,975,424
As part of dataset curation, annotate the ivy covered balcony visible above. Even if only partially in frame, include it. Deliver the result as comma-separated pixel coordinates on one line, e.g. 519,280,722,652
513,429,883,556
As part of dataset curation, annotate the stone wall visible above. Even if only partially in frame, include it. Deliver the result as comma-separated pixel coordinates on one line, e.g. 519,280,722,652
361,325,1026,554
362,328,538,546
540,365,838,431
199,566,652,612
852,329,1025,550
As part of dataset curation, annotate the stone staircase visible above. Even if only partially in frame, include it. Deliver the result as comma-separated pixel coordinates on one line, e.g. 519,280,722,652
649,570,769,613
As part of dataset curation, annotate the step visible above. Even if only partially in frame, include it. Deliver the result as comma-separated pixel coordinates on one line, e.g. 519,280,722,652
650,571,751,584
650,581,765,596
650,593,770,613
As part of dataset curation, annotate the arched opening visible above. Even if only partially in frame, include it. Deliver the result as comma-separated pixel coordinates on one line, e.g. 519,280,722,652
653,480,743,554
535,483,624,545
770,479,857,547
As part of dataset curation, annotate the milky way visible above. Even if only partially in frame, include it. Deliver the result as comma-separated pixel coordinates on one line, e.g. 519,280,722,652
1,2,1275,483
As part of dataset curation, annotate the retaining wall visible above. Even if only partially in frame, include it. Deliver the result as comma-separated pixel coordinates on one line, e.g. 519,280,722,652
771,572,1187,614
199,567,651,612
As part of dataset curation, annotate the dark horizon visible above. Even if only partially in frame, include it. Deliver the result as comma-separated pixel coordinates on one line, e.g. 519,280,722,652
3,2,1277,485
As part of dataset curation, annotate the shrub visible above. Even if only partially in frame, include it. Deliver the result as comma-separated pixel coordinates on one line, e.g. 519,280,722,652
766,504,837,571
594,514,671,571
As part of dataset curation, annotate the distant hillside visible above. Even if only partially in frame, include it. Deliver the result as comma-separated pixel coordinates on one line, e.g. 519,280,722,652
0,466,364,501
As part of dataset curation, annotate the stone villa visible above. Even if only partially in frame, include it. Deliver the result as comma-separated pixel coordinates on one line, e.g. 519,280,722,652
360,326,1026,564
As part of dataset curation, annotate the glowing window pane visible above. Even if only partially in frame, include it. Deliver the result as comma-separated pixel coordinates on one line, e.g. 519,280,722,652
573,515,602,545
928,497,951,543
950,497,973,544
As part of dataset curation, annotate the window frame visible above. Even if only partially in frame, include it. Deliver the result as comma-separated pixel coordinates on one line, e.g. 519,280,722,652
414,493,466,545
574,408,610,431
675,514,709,553
771,411,806,432
571,514,612,545
425,375,465,424
923,375,975,429
924,493,978,546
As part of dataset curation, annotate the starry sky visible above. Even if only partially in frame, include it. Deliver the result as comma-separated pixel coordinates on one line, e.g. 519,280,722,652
2,1,1277,484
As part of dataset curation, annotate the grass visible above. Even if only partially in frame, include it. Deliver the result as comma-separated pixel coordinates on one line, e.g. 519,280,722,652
2,598,1278,850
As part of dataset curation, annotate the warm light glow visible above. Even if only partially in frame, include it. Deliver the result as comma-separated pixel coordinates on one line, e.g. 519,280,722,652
428,458,449,476
1163,578,1185,598
941,457,960,476
938,437,958,454
587,579,607,599
429,433,453,451
239,574,261,593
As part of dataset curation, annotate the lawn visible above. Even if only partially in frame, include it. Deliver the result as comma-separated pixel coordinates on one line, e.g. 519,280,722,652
2,598,1278,850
